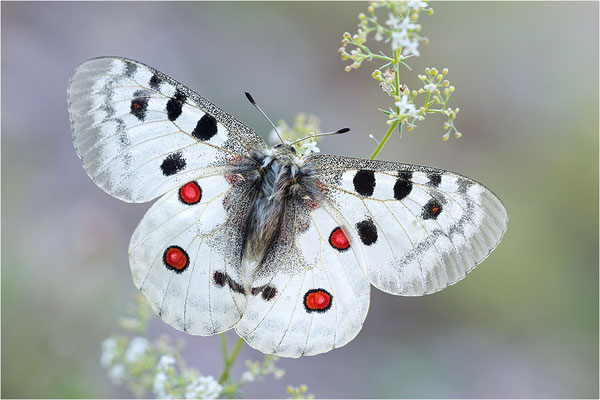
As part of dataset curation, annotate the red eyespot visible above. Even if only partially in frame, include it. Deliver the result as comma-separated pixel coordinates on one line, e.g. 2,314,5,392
179,182,202,204
304,289,332,312
329,227,350,251
163,246,189,272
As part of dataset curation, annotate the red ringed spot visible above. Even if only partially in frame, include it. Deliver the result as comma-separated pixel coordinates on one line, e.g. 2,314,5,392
304,289,332,313
163,245,189,273
179,181,202,205
329,227,350,251
132,102,141,109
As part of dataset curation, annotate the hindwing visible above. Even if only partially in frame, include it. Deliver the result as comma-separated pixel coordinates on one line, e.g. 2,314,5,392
129,174,255,334
235,198,370,358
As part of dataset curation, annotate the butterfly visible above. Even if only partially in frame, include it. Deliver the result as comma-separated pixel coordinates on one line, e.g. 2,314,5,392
68,56,508,358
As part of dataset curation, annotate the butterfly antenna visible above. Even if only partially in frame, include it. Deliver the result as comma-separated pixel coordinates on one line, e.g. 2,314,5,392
289,127,350,146
245,92,284,144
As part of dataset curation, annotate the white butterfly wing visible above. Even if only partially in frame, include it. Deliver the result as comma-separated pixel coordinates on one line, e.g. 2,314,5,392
235,199,370,358
68,57,265,203
308,155,508,296
129,174,255,334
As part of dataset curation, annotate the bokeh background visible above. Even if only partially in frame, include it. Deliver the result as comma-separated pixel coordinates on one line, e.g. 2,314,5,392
2,2,598,398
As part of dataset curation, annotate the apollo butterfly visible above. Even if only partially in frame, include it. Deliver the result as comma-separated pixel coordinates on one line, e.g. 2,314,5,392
68,57,508,357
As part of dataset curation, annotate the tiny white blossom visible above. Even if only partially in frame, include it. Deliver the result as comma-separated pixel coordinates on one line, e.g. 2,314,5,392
241,371,256,383
157,355,176,371
101,337,118,367
401,38,420,57
424,83,436,92
395,95,421,119
185,376,223,399
273,368,285,379
391,30,408,50
301,140,320,156
124,336,149,363
153,371,169,398
407,0,428,10
374,28,383,41
108,363,126,385
398,17,419,31
385,13,400,29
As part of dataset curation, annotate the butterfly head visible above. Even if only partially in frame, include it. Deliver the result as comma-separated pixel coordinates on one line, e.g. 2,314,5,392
273,142,297,155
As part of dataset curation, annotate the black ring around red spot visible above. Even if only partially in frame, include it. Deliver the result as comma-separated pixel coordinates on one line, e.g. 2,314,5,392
329,227,350,251
179,181,202,205
163,245,189,273
304,288,333,313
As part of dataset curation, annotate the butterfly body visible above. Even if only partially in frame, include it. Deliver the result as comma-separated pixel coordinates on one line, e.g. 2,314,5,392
69,57,507,357
233,146,322,266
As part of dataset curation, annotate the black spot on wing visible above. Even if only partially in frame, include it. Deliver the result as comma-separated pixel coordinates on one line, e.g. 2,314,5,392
457,177,472,194
166,89,187,121
192,114,218,141
422,198,443,220
124,61,137,77
261,286,277,301
213,271,246,295
428,173,442,187
213,271,227,286
160,152,186,176
130,90,149,121
356,219,378,245
149,74,162,90
394,171,413,200
353,170,376,197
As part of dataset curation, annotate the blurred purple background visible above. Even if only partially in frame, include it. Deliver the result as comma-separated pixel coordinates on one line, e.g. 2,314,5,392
2,2,598,398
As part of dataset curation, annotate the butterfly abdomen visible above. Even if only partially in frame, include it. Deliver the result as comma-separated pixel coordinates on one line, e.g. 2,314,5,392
237,148,321,266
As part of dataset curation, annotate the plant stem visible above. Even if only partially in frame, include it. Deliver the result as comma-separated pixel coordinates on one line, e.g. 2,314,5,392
370,120,399,160
218,336,245,386
220,333,229,370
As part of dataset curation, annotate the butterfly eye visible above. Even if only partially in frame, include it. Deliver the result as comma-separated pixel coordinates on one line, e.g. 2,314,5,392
289,146,297,154
274,143,283,149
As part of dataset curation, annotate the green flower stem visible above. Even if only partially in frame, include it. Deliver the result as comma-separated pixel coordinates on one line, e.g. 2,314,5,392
220,333,229,370
218,336,245,387
370,120,399,160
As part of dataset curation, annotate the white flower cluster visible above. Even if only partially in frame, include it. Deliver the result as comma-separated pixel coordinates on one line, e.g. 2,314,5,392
386,11,423,57
125,336,149,363
101,337,119,367
184,376,223,399
395,94,423,121
152,355,175,398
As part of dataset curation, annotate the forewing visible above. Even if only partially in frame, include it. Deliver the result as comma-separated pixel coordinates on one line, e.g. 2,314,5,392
308,154,508,296
68,56,265,203
235,199,370,358
129,174,255,334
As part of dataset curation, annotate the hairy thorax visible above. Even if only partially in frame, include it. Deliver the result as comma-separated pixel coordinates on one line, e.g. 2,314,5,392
231,146,322,265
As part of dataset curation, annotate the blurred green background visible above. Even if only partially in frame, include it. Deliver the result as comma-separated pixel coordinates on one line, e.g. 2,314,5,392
2,1,598,398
